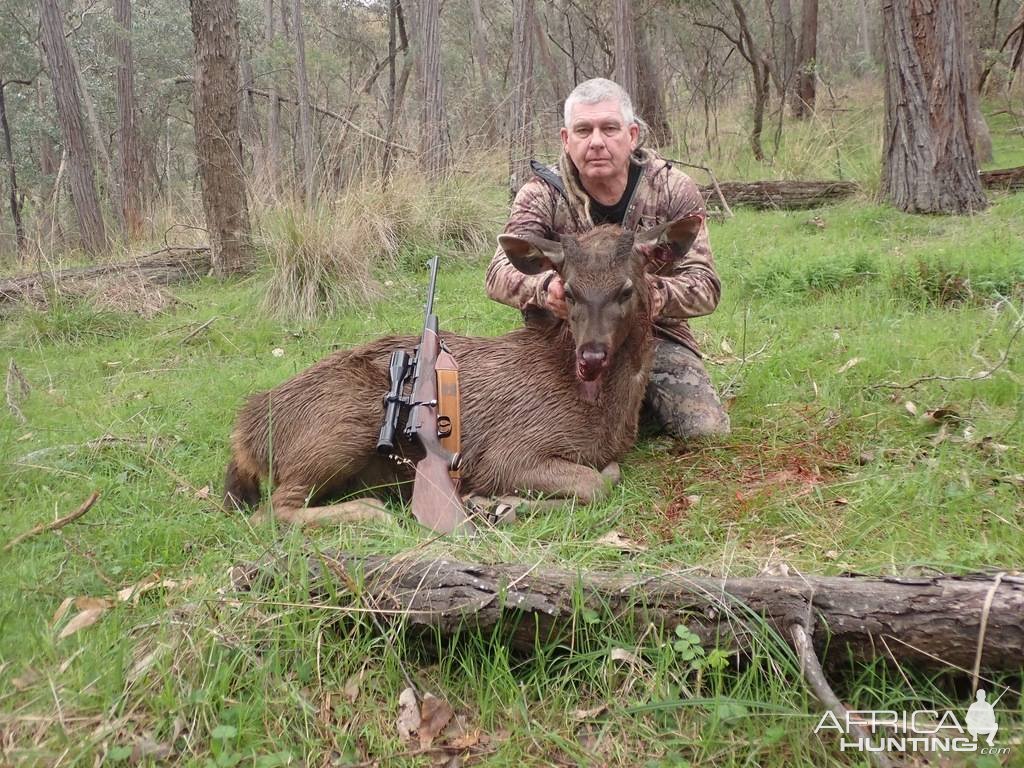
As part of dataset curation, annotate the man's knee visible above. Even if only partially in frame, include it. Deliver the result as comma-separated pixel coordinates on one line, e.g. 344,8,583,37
643,341,730,441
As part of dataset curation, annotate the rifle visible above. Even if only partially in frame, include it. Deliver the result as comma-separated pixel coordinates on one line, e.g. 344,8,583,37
375,256,473,535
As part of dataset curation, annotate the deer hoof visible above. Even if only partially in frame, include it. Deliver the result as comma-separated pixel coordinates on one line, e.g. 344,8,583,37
601,462,622,487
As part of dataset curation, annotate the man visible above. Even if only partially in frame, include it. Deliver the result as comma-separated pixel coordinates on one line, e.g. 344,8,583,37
486,78,730,441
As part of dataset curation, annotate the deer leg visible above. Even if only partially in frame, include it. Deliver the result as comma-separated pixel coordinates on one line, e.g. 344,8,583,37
254,483,391,527
512,458,616,505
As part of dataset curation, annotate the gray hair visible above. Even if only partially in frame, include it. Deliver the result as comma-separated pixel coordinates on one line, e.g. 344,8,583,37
563,78,636,127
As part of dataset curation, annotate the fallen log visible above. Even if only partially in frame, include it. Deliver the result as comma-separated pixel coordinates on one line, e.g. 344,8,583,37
0,246,211,307
232,552,1024,671
700,180,860,210
980,164,1024,190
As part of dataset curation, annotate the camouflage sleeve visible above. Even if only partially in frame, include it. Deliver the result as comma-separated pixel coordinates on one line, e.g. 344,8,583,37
649,171,721,321
485,179,558,311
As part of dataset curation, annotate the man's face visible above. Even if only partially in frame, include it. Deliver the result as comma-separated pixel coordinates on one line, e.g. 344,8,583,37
560,100,639,188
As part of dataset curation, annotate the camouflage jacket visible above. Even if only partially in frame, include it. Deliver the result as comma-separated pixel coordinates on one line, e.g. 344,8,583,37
485,149,720,355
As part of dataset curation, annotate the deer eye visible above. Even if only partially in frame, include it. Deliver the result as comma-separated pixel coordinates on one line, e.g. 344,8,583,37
617,280,634,303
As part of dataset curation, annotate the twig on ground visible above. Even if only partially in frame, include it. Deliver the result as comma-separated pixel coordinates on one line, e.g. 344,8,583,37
181,316,217,343
667,158,734,218
3,491,101,553
6,359,31,424
790,623,894,768
868,320,1023,391
972,572,1006,695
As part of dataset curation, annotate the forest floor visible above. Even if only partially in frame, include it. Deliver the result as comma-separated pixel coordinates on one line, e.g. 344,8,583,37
1,106,1023,766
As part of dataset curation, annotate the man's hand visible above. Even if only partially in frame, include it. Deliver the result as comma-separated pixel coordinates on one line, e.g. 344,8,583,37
543,274,570,320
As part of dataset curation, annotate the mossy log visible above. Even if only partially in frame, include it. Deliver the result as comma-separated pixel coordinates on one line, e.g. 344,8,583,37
232,552,1024,671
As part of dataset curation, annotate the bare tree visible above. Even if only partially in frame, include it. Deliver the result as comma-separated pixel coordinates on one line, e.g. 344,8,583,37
634,18,673,146
38,0,107,255
881,0,987,214
190,0,253,274
264,0,281,189
792,0,818,117
114,0,145,238
613,0,638,98
0,79,29,254
382,0,411,179
509,0,536,197
415,0,449,178
293,0,316,203
468,0,498,143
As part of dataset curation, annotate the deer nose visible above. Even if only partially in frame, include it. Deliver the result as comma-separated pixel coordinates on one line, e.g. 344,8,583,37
579,345,608,372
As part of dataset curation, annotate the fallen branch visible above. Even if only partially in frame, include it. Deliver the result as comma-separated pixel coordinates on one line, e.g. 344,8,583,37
3,491,100,553
868,320,1022,391
700,180,859,210
979,164,1024,191
0,246,211,307
5,359,30,423
232,552,1024,671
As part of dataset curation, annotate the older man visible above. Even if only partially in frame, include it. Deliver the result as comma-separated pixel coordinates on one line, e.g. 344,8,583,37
486,78,729,441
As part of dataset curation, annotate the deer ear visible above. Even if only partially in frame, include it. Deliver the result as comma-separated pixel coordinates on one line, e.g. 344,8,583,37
498,234,565,275
634,214,704,257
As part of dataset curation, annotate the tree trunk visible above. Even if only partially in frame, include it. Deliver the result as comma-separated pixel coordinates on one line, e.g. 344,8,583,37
38,0,107,255
189,0,253,276
775,0,798,91
239,54,262,172
730,0,770,161
508,0,536,197
114,0,145,239
965,0,994,164
881,0,988,214
634,21,672,146
792,0,819,118
233,552,1024,671
0,82,27,254
612,0,637,99
468,0,497,143
382,0,412,179
858,0,875,70
416,0,450,178
293,0,316,204
264,0,281,190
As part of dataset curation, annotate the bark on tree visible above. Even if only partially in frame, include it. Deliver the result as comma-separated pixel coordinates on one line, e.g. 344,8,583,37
508,0,536,197
233,552,1024,671
415,0,450,178
189,0,253,276
858,0,875,70
965,0,994,164
634,20,673,146
468,0,497,143
775,0,798,91
264,0,281,190
114,0,145,239
792,0,819,117
612,0,637,99
382,0,412,179
38,0,107,255
0,82,27,253
881,0,988,214
729,0,772,161
293,0,316,204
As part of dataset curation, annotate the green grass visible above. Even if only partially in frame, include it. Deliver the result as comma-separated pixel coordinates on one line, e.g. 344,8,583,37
2,117,1024,765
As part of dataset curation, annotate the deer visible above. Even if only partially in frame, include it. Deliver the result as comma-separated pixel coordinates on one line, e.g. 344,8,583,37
223,215,703,527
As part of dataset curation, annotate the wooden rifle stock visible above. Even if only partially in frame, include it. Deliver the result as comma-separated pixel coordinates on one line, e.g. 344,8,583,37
403,259,473,535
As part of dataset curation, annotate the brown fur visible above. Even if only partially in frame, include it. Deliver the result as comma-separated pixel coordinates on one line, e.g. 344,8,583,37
224,224,691,524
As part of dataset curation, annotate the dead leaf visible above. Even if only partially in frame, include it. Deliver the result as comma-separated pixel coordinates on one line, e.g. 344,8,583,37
832,497,849,506
904,401,918,417
609,648,641,666
59,606,108,639
194,485,211,500
571,704,609,720
448,729,481,750
930,423,950,446
418,694,454,749
978,437,1010,456
52,597,75,627
116,575,193,604
922,407,960,425
396,687,420,741
595,531,647,553
131,736,173,763
17,432,34,442
720,339,734,355
836,357,864,374
997,474,1024,488
75,596,113,611
12,668,40,691
824,550,839,561
343,671,362,703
